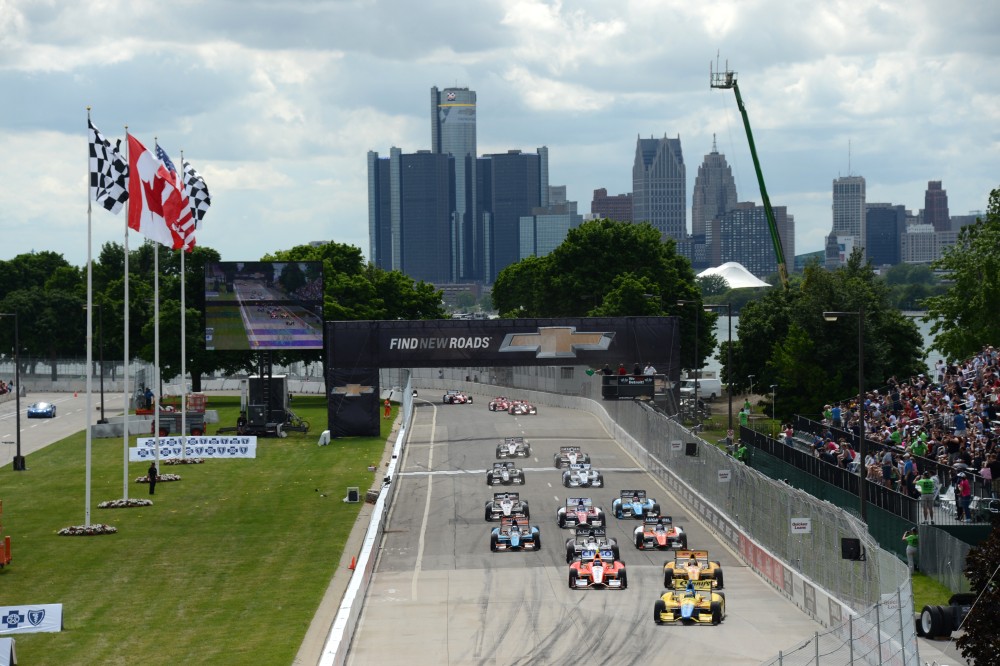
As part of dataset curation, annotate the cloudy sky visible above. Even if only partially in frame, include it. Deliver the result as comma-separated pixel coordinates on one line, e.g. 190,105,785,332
3,0,998,270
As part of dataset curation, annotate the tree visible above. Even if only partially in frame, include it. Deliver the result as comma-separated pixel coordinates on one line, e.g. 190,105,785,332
956,519,1000,663
922,187,1000,360
698,274,730,297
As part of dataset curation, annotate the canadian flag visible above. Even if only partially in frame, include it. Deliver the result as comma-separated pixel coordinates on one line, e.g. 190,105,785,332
127,134,187,247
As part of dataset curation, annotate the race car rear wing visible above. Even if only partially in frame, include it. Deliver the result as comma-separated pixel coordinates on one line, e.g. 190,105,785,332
619,489,647,500
558,446,582,454
643,514,671,525
574,526,607,538
493,492,520,502
566,497,593,507
674,549,709,563
504,437,525,445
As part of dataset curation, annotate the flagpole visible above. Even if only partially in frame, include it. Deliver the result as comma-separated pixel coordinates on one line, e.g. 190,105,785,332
123,124,131,500
153,140,161,470
179,150,188,461
85,107,94,526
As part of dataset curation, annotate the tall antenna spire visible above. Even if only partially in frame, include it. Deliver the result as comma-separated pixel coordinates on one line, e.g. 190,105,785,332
712,133,717,153
848,138,852,176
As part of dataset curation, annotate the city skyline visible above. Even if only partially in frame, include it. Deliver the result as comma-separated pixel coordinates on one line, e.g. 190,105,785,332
2,1,998,269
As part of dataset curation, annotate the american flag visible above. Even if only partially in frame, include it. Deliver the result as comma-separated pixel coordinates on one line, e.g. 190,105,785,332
88,119,129,214
154,143,196,251
182,159,211,226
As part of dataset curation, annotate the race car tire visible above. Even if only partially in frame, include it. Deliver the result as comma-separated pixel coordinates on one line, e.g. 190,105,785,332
568,570,578,589
485,503,493,522
711,602,723,625
664,570,675,588
619,571,628,589
468,396,473,403
596,510,606,525
612,544,621,560
490,534,499,552
562,473,570,487
714,568,724,589
553,455,560,468
521,502,530,519
595,474,604,488
651,503,661,515
634,534,644,549
557,513,566,528
534,532,541,550
566,543,576,563
678,534,688,550
653,600,666,625
489,404,496,411
525,445,531,456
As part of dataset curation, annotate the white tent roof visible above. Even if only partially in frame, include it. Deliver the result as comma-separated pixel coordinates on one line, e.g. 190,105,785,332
696,262,771,289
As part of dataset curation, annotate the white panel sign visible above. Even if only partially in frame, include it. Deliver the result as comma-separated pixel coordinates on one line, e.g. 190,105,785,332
670,440,683,452
0,637,12,666
136,435,257,448
790,518,812,534
717,469,732,483
129,442,257,461
0,604,62,635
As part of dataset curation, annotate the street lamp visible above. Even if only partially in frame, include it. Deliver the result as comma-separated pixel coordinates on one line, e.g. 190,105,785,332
748,374,755,399
704,302,733,435
770,384,778,438
677,299,700,426
0,312,25,471
823,303,867,523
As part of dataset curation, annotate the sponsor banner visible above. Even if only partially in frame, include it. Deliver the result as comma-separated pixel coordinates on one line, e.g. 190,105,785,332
129,443,257,461
0,604,62,635
739,534,787,592
329,367,380,438
136,436,257,448
326,317,678,370
790,517,812,534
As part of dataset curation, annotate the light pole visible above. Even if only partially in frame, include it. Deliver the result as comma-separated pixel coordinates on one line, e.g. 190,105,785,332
677,299,700,426
1,312,24,471
748,374,755,400
770,384,778,437
704,302,733,434
823,303,867,523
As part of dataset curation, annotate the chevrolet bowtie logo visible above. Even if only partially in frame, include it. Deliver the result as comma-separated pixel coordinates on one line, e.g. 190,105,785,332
332,384,375,397
499,326,614,358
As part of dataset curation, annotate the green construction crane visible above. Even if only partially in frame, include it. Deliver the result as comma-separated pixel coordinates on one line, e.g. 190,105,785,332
710,63,789,289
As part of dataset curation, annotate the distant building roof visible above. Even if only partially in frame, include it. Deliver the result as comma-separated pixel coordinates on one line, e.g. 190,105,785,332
697,262,771,289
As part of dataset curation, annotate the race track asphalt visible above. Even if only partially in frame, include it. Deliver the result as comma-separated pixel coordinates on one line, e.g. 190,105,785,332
345,393,827,665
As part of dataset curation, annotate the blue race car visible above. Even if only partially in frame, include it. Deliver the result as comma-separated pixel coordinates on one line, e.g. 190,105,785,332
27,401,57,418
612,489,660,519
490,515,541,551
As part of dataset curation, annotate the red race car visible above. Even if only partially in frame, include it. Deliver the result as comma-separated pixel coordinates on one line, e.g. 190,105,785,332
568,548,628,589
489,396,511,411
442,390,473,404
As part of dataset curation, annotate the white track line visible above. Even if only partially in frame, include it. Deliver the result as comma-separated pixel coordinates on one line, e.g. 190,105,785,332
411,403,438,602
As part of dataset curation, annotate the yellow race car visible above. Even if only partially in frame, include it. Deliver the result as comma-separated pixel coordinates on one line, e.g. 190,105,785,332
663,549,724,589
653,579,725,625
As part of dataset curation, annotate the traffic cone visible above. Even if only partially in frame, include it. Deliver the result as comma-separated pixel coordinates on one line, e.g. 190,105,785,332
74,391,78,397
348,556,356,570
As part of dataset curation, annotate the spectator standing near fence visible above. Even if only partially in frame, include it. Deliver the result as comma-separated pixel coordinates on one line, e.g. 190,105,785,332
903,528,919,573
956,472,973,522
916,472,937,524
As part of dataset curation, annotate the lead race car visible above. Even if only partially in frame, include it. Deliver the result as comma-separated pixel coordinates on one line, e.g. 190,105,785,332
496,436,531,459
568,548,628,589
634,514,687,550
562,463,604,488
484,492,530,521
488,396,511,412
507,400,537,415
486,461,526,486
442,390,473,404
612,489,660,519
553,446,591,468
663,550,724,589
490,514,541,552
565,526,620,563
654,579,725,625
556,497,606,528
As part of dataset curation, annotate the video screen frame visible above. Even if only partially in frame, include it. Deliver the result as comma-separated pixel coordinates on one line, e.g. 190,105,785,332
204,261,325,351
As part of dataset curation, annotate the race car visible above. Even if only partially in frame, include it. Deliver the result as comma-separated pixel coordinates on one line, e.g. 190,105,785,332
663,550,724,589
484,492,530,521
562,463,604,488
564,527,620,563
488,397,511,412
490,515,541,552
486,461,526,486
443,390,473,404
496,436,532,459
612,489,660,519
508,400,537,415
568,548,628,589
26,401,57,418
653,579,725,625
553,446,591,468
633,514,687,550
556,497,606,528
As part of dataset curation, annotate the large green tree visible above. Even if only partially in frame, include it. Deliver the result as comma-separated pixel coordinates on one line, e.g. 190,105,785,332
922,187,1000,360
491,219,713,372
731,250,924,421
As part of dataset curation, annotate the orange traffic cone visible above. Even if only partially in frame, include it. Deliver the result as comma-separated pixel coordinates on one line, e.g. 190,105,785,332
348,556,356,570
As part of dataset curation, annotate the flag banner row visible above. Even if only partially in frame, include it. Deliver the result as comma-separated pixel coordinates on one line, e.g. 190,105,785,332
0,604,63,635
136,435,257,448
129,442,257,461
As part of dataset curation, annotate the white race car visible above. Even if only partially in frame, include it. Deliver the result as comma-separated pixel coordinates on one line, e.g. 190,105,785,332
553,446,591,468
562,463,604,488
496,437,532,459
487,461,526,486
484,492,530,521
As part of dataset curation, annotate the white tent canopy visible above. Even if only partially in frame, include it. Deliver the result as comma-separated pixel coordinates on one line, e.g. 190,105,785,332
696,262,771,289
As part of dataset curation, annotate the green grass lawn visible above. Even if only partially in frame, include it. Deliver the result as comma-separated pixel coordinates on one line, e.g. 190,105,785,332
0,395,391,665
911,571,956,611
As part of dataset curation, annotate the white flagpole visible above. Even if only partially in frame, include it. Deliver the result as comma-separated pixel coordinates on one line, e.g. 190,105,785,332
85,107,94,526
153,139,161,469
123,125,131,500
179,150,187,460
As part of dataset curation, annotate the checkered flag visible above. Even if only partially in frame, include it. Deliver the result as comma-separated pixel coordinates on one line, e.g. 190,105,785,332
182,159,211,225
88,119,129,214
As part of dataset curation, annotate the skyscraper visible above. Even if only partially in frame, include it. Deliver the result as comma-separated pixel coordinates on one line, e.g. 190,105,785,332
923,181,950,232
865,203,906,266
691,136,738,237
591,188,633,222
632,135,686,241
712,202,794,279
431,86,477,280
830,176,866,263
477,149,546,282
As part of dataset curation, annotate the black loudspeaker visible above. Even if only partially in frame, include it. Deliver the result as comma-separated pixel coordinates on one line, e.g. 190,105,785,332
685,442,699,456
346,487,360,503
841,537,862,560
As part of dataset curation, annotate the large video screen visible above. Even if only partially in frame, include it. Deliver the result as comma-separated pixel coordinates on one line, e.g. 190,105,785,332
204,261,324,351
